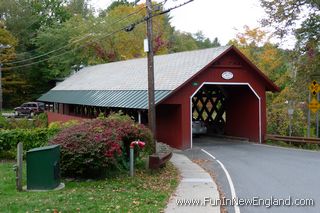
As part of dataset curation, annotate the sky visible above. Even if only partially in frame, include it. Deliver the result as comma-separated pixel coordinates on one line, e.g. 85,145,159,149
90,0,270,45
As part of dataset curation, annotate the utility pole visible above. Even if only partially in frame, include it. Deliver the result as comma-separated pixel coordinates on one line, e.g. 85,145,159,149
146,0,156,151
0,44,11,113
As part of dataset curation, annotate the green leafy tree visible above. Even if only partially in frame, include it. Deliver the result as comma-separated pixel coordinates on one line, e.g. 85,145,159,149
35,15,94,78
169,31,198,52
194,31,221,49
66,0,93,18
0,23,28,108
0,0,77,106
260,0,320,40
0,22,17,62
0,0,72,53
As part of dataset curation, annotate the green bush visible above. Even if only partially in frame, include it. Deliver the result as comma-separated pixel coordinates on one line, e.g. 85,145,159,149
3,113,48,129
267,107,305,136
0,116,9,129
6,117,35,129
0,117,80,159
48,119,80,129
0,127,60,159
33,113,48,128
49,113,153,179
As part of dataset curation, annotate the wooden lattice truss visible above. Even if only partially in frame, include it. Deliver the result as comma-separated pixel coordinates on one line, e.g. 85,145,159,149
192,86,226,133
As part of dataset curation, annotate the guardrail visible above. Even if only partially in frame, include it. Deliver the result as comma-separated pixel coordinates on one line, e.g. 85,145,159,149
266,134,320,145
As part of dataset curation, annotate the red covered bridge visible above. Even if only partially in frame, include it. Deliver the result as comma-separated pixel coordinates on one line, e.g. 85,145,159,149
38,45,279,149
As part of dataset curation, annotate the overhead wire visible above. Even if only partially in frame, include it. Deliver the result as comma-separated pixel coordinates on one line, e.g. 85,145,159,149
8,0,170,59
2,0,195,70
7,5,145,63
2,14,148,70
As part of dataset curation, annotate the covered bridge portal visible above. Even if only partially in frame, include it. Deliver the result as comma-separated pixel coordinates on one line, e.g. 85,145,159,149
39,46,278,150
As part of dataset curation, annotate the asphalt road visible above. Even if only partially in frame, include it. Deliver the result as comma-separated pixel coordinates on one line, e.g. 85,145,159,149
185,136,320,213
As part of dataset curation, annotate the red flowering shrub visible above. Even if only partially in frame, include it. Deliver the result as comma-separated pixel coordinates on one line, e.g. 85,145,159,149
49,114,153,179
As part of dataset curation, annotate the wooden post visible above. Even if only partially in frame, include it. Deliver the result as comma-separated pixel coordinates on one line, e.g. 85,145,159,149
16,142,23,191
130,146,134,177
307,91,311,137
146,0,156,153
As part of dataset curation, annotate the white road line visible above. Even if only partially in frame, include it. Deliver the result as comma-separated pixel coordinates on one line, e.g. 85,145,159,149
201,149,216,159
216,160,240,213
201,149,241,213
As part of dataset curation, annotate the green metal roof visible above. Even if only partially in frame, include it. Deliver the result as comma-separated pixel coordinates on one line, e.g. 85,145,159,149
37,46,236,109
38,90,171,109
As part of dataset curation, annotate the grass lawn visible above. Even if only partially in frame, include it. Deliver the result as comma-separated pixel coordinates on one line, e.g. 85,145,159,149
0,161,179,213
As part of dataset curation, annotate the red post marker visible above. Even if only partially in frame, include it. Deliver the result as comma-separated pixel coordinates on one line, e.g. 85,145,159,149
130,140,145,149
130,140,145,177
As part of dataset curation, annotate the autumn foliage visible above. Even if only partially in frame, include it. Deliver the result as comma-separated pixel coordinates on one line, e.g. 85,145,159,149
49,114,153,179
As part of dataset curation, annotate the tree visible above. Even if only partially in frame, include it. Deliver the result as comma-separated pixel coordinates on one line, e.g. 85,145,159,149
0,22,17,62
261,0,320,99
260,0,320,40
0,0,72,53
194,31,221,49
0,23,27,108
212,37,221,47
229,26,288,85
168,31,198,52
106,0,133,12
0,0,94,106
66,0,93,18
295,14,320,49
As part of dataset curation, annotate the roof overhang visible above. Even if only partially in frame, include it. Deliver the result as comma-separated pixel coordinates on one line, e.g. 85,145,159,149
38,90,171,109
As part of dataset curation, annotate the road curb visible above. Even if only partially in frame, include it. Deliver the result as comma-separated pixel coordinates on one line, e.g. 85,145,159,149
165,153,220,213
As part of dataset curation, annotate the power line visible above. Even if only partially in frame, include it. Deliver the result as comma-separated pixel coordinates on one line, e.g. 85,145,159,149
2,0,195,70
9,0,170,59
2,15,148,70
8,5,145,63
156,0,194,16
7,33,94,65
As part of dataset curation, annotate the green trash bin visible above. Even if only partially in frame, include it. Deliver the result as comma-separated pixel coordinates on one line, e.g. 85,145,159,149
26,144,61,190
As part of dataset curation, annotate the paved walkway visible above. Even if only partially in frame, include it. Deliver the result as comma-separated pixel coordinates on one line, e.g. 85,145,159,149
165,153,220,213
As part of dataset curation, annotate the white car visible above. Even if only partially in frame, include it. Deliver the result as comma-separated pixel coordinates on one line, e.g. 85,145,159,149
192,120,207,135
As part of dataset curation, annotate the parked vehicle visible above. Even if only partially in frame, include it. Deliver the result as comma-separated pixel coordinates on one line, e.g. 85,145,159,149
192,120,207,135
14,102,45,117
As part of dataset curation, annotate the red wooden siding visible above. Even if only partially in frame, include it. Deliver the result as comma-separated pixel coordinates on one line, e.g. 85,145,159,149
157,49,269,149
156,104,182,148
47,111,85,123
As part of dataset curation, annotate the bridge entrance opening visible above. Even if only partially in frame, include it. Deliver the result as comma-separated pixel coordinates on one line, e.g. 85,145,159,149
191,83,261,146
